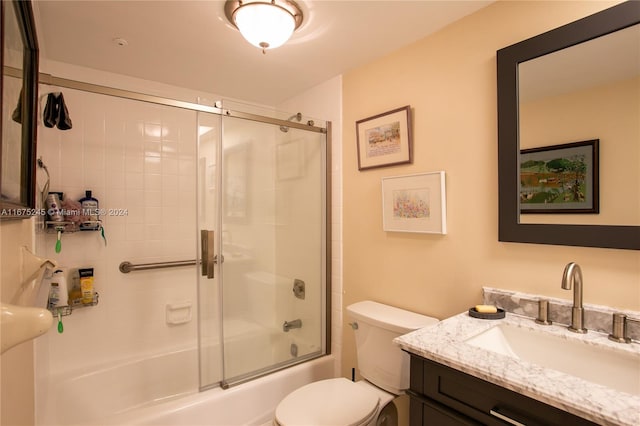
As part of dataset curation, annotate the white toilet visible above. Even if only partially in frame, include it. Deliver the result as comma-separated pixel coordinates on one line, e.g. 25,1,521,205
273,301,439,426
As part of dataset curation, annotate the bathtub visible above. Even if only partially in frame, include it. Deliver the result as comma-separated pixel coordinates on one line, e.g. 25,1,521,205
37,349,335,425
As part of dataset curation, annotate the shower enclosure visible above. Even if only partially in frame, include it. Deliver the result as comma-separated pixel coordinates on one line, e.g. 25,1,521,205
34,75,330,423
197,101,329,389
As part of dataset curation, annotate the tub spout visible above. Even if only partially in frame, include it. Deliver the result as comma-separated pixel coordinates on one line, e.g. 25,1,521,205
283,319,302,332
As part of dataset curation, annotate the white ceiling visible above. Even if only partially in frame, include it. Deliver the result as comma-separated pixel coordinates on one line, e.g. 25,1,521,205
34,1,492,105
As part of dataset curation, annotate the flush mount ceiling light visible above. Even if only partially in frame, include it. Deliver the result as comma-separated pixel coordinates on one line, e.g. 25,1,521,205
225,0,304,54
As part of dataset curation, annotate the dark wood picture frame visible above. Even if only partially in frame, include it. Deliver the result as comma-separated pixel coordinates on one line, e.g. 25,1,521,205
356,105,412,171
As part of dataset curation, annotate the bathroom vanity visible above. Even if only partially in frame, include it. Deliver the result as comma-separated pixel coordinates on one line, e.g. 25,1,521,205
395,310,640,426
407,355,596,425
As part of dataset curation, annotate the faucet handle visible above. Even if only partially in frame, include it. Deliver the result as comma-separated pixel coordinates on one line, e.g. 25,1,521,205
535,299,552,325
608,313,631,343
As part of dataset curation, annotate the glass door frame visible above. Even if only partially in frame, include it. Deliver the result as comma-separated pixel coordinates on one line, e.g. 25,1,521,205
198,105,332,390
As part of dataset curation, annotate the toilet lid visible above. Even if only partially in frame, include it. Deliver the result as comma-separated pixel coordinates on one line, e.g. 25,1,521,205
275,378,380,426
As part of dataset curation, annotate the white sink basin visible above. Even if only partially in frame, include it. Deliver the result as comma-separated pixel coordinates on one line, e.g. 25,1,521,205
465,323,640,396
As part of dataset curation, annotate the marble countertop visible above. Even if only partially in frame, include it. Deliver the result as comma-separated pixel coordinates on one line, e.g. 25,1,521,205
394,312,640,426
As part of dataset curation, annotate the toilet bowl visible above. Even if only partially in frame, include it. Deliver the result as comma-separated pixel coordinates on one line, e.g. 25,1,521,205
273,301,438,426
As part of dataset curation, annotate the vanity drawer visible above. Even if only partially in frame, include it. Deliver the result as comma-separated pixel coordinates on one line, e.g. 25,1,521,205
410,355,598,426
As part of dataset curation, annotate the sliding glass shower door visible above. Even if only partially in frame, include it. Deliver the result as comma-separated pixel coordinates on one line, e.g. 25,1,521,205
198,102,329,389
197,110,224,389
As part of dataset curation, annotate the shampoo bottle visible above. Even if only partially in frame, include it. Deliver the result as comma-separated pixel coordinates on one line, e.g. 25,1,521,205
79,190,99,230
49,269,69,307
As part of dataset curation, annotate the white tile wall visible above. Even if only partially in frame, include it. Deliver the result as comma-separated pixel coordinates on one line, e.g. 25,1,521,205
35,87,199,378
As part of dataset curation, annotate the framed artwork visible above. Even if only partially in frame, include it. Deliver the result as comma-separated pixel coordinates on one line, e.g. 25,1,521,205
520,139,599,214
356,105,412,170
382,171,446,234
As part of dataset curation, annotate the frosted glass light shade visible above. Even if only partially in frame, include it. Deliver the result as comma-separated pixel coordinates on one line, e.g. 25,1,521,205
234,3,295,50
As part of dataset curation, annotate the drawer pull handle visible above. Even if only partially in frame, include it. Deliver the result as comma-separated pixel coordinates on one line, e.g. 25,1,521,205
490,409,527,426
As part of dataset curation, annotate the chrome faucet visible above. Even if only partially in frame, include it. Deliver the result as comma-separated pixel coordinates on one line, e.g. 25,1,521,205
561,262,587,333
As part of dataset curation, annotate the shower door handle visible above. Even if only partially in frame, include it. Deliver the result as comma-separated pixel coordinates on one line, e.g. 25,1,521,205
201,230,215,279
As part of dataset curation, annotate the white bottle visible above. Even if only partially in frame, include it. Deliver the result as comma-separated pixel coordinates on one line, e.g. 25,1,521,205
49,269,69,307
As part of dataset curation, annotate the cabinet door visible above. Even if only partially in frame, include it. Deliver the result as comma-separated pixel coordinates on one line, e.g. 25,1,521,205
409,391,482,426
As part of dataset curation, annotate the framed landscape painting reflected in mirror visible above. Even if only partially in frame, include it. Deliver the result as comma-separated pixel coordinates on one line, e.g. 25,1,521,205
520,139,599,214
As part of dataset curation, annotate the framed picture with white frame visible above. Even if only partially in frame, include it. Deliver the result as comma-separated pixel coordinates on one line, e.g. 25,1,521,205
381,171,447,234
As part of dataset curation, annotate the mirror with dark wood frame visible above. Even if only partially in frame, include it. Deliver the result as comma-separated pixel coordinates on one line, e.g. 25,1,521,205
1,0,39,219
497,1,640,250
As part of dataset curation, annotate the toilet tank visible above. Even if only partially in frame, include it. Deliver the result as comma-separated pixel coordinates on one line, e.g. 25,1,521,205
347,301,438,394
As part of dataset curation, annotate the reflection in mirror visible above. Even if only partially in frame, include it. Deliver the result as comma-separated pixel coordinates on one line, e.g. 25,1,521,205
1,0,38,219
519,24,639,226
1,1,25,206
497,1,640,249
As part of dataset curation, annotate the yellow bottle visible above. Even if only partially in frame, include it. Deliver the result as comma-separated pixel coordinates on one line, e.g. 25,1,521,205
78,267,94,305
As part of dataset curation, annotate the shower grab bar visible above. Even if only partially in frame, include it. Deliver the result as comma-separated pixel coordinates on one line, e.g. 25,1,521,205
119,255,223,274
119,260,198,273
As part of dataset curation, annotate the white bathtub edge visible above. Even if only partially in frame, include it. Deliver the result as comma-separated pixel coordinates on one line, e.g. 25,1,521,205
104,355,336,426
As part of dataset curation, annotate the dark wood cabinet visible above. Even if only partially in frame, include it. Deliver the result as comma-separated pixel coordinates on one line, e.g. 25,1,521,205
408,354,598,426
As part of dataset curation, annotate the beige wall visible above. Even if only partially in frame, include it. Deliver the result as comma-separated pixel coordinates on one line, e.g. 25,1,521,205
341,0,638,383
1,219,36,425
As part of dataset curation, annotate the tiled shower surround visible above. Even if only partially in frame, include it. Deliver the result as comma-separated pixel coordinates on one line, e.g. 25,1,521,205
35,86,200,381
30,71,343,423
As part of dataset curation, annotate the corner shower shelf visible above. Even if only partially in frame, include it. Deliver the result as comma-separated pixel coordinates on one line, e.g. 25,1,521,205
45,220,102,234
48,292,99,317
